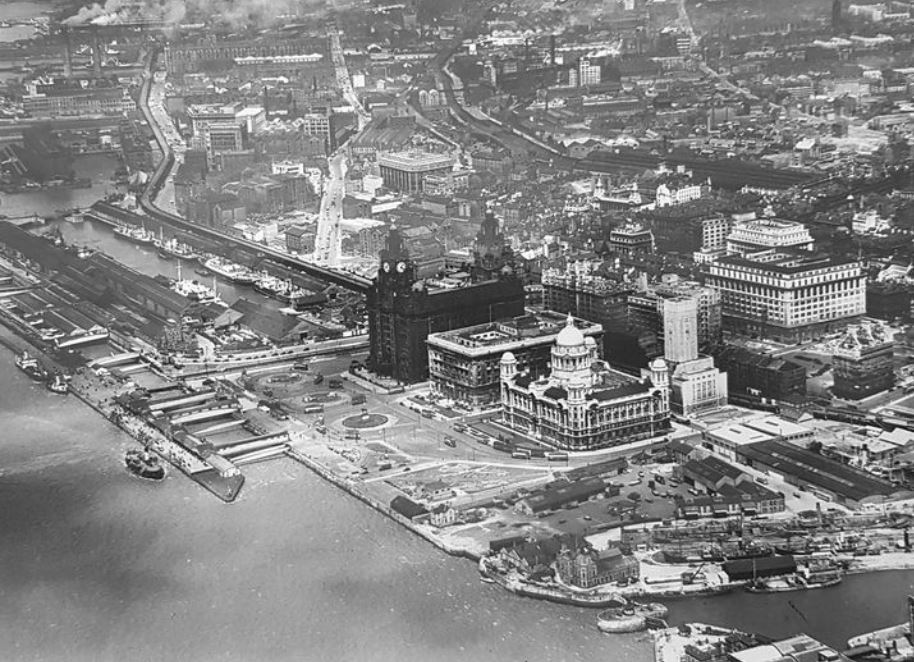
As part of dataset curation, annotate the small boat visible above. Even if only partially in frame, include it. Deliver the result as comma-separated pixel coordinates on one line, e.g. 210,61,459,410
64,211,85,224
15,350,49,382
125,448,166,481
46,372,69,394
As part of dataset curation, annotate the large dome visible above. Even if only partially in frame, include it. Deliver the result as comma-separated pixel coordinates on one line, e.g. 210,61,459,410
555,314,585,348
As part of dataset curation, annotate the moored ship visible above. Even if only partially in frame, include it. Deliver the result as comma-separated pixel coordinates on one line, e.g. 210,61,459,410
202,256,257,286
155,236,200,261
253,272,310,304
113,224,156,245
170,278,225,306
16,351,49,382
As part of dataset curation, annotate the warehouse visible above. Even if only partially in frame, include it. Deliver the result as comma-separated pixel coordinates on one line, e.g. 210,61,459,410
737,439,900,507
723,555,797,582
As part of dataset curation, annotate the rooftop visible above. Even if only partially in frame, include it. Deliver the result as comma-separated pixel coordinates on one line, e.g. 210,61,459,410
712,249,859,276
426,311,602,357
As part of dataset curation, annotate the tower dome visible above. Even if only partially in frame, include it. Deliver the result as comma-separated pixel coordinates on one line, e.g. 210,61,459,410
555,313,585,348
500,351,517,365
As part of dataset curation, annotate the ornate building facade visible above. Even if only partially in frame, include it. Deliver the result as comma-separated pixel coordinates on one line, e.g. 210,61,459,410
367,214,525,384
499,315,671,451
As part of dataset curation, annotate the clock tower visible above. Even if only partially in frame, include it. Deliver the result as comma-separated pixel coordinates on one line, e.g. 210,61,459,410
471,211,515,282
377,224,417,289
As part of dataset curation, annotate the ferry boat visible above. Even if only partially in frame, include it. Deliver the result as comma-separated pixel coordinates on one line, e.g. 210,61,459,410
113,224,156,245
15,350,49,382
202,256,257,286
64,211,85,224
46,372,69,394
125,448,166,481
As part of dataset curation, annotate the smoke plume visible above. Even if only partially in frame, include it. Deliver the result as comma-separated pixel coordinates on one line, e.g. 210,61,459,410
64,0,323,27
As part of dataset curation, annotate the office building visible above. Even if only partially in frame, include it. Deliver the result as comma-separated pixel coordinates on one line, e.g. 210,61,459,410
705,249,866,342
367,219,525,384
716,346,806,404
661,296,728,417
23,86,136,117
833,321,895,400
726,218,814,255
499,317,671,451
188,103,265,163
427,311,602,408
608,222,654,256
378,151,455,193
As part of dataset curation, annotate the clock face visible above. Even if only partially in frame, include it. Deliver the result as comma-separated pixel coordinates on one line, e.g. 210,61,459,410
382,262,391,273
396,261,406,273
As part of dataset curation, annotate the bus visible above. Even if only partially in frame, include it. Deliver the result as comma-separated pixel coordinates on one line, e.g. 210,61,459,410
302,404,324,414
545,451,569,462
512,449,531,460
351,394,367,406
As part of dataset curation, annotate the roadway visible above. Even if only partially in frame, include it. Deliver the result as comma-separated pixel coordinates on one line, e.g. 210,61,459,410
134,47,372,294
312,151,347,267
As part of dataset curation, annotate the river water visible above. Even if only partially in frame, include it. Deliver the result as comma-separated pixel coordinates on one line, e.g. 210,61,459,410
0,2,911,659
2,331,914,662
0,154,121,219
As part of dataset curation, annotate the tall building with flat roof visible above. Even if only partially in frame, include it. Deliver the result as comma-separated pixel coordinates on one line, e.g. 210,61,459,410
726,218,814,255
833,321,895,400
427,311,603,407
706,249,866,342
378,151,455,193
662,296,698,364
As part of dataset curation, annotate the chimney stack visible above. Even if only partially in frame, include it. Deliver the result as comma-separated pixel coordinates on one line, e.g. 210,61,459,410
62,26,73,78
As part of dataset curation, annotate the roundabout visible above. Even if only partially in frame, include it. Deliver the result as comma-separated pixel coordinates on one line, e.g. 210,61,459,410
341,412,389,430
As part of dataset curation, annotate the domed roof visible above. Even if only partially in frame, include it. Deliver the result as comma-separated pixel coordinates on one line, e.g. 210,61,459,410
555,314,585,348
500,351,517,364
650,357,668,371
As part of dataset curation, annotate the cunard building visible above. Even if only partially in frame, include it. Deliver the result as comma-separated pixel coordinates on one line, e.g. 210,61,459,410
499,315,671,451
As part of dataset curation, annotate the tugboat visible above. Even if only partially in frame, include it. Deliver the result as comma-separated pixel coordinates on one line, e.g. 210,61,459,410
46,372,69,394
15,350,49,381
125,448,166,481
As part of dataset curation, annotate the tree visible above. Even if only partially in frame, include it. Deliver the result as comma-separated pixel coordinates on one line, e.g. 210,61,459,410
807,440,823,454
